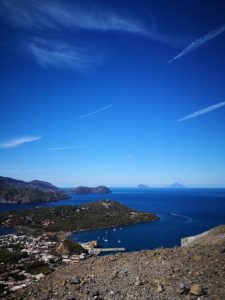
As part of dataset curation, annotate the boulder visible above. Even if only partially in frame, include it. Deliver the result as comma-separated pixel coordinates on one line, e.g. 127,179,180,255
190,283,203,296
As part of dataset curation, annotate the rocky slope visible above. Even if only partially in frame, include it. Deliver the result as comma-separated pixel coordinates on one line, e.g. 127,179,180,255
74,186,112,194
0,176,68,204
6,225,225,300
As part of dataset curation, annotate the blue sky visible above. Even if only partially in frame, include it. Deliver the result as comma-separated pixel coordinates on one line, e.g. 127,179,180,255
0,0,225,187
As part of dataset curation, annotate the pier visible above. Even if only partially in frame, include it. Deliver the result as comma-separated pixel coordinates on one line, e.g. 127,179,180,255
99,247,125,252
90,247,125,255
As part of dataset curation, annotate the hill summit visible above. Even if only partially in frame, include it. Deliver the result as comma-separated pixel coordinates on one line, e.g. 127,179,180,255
74,186,112,194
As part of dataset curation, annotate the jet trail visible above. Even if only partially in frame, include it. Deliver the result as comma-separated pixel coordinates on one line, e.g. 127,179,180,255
169,24,225,63
178,101,225,122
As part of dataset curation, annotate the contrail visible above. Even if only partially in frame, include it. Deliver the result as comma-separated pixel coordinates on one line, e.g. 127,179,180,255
169,24,225,63
77,104,112,119
178,101,225,122
0,136,42,149
47,145,86,150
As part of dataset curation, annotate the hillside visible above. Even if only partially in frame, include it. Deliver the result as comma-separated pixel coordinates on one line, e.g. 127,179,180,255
0,176,68,204
8,225,225,300
0,200,159,233
74,186,112,194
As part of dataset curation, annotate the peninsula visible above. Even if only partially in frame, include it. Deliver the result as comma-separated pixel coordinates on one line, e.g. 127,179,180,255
0,176,69,204
0,200,158,233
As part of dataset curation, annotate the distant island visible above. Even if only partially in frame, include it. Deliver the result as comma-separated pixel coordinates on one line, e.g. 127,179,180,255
167,182,186,189
74,185,112,194
137,184,150,189
0,176,69,204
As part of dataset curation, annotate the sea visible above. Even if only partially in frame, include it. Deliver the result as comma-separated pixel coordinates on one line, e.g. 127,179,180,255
0,188,225,252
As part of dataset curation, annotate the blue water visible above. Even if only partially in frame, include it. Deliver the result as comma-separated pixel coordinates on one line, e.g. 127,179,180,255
1,188,225,251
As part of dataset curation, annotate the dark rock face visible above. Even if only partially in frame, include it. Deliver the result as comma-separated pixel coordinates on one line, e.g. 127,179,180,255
0,176,69,204
74,185,112,194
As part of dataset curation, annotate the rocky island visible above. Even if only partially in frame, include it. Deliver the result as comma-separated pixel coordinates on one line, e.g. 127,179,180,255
167,182,186,189
137,184,150,189
74,186,112,195
0,176,69,204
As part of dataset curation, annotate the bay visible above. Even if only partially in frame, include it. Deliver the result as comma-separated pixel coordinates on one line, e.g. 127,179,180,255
0,188,225,252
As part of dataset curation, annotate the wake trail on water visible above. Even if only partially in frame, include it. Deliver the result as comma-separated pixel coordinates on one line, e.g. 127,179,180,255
170,213,192,222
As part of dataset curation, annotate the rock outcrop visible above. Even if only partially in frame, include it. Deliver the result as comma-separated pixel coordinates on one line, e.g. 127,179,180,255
56,239,87,256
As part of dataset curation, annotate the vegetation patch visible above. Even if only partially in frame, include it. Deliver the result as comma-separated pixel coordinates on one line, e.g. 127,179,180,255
0,200,159,233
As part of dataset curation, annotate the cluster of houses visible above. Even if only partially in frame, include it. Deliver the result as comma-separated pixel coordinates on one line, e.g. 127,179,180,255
0,234,59,296
0,233,89,297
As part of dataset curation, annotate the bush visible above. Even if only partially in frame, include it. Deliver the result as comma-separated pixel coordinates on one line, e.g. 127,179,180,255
24,260,53,275
0,248,28,264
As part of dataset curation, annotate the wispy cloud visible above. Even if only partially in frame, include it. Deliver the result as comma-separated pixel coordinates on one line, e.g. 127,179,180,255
169,24,225,63
0,0,148,36
0,0,185,75
0,0,152,72
178,101,225,122
0,136,42,149
26,38,104,72
77,104,113,119
47,145,86,151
